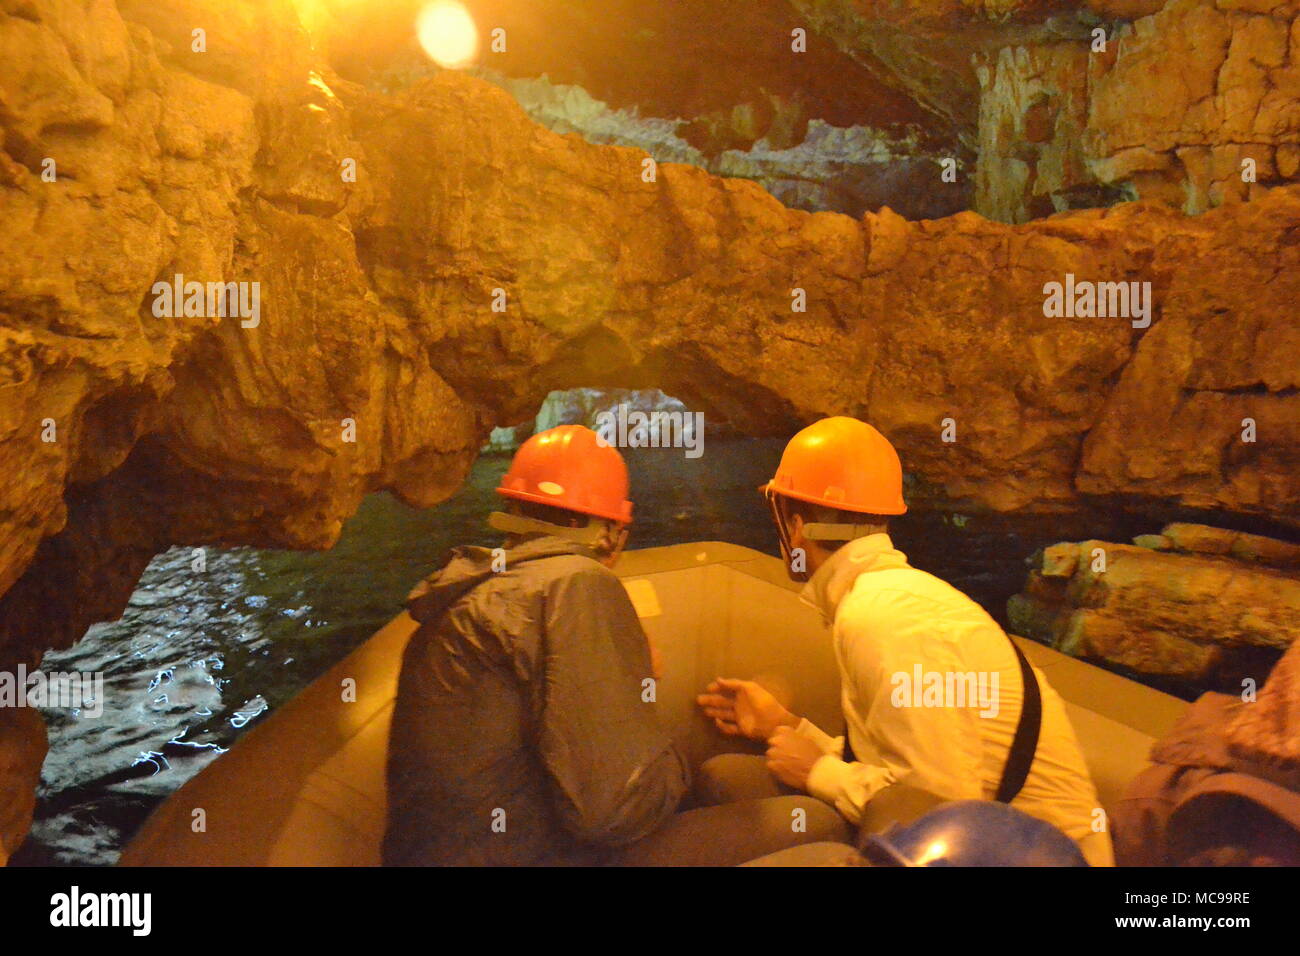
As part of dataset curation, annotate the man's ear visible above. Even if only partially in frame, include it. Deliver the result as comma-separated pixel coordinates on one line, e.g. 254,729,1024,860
598,521,629,567
787,511,806,547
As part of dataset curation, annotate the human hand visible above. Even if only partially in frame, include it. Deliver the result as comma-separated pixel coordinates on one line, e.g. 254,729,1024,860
765,725,825,790
697,678,798,741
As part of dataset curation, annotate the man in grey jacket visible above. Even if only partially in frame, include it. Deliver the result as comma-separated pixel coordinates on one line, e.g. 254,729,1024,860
383,425,688,865
384,424,852,866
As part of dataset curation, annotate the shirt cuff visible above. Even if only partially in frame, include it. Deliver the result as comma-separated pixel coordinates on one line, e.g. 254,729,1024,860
807,754,856,808
794,717,842,756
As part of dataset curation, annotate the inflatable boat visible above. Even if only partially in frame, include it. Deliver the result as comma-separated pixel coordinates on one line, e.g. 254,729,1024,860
119,541,1189,866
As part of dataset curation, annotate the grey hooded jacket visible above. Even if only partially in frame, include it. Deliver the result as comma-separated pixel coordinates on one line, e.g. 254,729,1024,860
382,536,689,866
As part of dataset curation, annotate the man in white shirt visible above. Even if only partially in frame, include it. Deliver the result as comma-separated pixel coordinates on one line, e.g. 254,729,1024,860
697,417,1114,866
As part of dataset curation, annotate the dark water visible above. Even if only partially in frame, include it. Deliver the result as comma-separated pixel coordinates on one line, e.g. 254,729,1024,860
16,438,1140,866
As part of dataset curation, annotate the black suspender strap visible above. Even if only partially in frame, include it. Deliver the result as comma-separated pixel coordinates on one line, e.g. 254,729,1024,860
996,638,1043,804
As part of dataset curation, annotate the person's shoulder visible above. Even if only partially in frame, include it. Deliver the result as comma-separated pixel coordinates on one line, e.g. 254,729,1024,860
529,550,613,585
523,553,629,606
537,557,642,633
837,567,993,650
846,564,980,614
840,566,932,614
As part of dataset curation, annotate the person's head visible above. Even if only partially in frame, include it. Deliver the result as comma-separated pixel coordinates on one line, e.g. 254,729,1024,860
761,417,906,581
491,425,632,568
499,498,628,566
772,495,891,572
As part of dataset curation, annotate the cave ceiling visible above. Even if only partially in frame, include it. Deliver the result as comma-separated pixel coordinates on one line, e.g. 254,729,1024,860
320,0,948,151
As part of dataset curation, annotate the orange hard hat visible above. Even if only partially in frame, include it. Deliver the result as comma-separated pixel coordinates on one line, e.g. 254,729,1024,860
497,425,633,524
762,416,907,515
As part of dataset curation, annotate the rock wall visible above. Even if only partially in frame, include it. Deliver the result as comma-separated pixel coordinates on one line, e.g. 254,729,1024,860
0,706,45,864
318,0,1300,222
976,42,1110,221
1010,524,1300,688
792,0,1090,147
0,0,481,659
488,72,968,221
976,0,1300,221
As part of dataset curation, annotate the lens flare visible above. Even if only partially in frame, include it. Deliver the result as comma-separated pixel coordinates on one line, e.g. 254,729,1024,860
416,1,479,69
914,838,949,866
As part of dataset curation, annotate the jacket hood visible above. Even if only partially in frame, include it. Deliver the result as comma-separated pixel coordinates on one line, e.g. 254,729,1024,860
1224,638,1300,793
1148,691,1242,771
799,532,910,623
405,535,597,624
1151,640,1300,794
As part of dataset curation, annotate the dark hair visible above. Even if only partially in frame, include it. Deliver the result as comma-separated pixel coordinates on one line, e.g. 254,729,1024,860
778,497,889,552
508,499,589,528
505,499,624,558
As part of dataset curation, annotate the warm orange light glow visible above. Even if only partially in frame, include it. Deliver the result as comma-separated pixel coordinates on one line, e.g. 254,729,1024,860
914,838,948,865
416,1,479,69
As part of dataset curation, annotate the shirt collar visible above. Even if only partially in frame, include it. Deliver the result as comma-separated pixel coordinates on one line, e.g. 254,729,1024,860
798,532,910,623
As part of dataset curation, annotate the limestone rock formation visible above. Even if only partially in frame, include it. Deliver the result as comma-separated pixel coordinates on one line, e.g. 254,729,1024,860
975,0,1300,220
1009,524,1300,688
490,73,966,221
310,0,1300,222
1087,0,1300,212
3,0,1299,673
316,0,940,149
792,0,1089,147
1137,522,1300,567
975,41,1108,222
0,706,45,864
2,0,1299,861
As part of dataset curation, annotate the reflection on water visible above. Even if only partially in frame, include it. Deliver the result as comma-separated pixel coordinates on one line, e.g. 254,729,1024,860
20,438,1134,865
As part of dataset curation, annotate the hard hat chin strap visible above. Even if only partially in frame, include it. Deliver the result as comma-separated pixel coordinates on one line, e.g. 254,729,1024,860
765,490,883,583
764,489,806,581
488,511,607,547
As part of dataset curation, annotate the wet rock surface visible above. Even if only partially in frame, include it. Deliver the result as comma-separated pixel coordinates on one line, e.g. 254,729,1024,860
1009,523,1300,691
